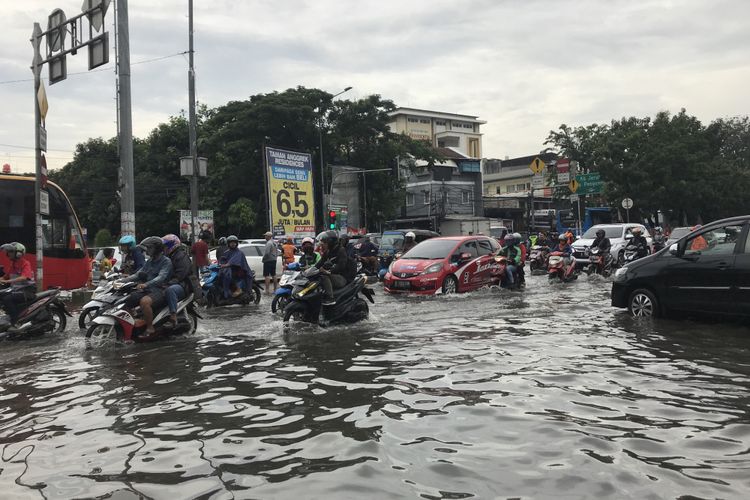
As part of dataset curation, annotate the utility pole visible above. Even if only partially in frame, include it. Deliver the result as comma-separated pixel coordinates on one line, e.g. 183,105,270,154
188,0,199,243
32,23,44,292
118,0,135,236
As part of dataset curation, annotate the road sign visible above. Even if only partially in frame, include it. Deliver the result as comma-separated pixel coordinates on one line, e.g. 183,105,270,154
40,154,48,189
37,82,49,121
577,172,603,195
569,179,580,193
40,126,47,152
40,190,49,215
557,171,570,183
622,198,634,210
529,157,546,174
82,0,111,32
532,174,544,189
570,194,579,202
557,158,570,170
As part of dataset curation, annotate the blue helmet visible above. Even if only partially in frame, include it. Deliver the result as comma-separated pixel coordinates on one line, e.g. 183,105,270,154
118,235,136,248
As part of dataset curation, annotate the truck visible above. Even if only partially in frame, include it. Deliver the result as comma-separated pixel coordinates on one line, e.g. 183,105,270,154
556,207,613,235
439,216,492,236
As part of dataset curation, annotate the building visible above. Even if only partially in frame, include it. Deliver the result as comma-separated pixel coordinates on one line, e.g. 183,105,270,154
390,147,484,232
387,108,485,158
482,152,557,197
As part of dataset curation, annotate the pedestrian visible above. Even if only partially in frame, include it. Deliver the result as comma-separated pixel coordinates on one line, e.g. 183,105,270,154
191,231,210,273
262,231,278,295
281,236,296,270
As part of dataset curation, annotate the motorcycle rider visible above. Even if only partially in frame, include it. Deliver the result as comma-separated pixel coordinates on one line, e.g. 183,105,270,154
357,235,379,273
215,237,228,264
162,234,192,326
0,242,35,325
498,234,522,289
513,232,527,286
316,230,355,306
281,236,297,270
220,235,253,299
590,229,612,254
298,237,321,268
402,232,417,254
629,227,649,258
118,235,145,275
653,227,666,251
122,237,173,338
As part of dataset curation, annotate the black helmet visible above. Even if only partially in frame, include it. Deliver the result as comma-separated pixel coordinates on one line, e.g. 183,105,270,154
227,235,239,244
318,230,339,248
218,237,227,245
596,229,605,238
139,236,164,258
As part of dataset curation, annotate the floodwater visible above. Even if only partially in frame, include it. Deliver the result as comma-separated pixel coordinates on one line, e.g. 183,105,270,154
1,275,749,499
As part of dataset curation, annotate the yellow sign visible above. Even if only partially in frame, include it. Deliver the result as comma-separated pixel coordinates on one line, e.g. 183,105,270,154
266,147,317,238
529,157,545,174
569,179,580,193
37,81,49,121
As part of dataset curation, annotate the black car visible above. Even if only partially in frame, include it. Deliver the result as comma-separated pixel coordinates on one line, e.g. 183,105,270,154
612,215,750,318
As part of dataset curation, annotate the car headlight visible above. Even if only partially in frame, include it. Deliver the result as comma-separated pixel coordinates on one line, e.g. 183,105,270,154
422,263,442,275
388,262,395,274
614,267,628,281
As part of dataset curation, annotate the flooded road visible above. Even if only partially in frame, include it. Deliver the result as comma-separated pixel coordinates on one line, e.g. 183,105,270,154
2,275,750,499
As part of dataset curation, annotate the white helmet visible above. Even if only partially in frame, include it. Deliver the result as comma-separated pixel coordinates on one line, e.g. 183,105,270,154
302,237,315,245
513,232,522,240
405,231,416,239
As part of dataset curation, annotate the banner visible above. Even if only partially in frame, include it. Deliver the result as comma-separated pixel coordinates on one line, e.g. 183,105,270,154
179,210,214,242
265,146,316,238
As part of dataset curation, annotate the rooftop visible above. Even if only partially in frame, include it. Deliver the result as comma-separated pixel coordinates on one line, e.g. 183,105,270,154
389,107,487,124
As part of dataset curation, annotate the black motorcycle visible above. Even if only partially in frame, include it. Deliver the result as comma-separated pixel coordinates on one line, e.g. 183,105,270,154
282,267,374,326
200,264,262,307
0,283,71,340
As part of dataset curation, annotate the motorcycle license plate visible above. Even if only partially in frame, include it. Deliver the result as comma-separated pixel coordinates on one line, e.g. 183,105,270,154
393,280,411,289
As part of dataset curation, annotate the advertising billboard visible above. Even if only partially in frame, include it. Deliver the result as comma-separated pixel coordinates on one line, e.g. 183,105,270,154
265,147,316,238
179,210,214,242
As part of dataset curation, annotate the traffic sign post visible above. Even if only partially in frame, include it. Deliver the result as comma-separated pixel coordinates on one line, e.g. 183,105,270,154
577,172,603,195
568,178,580,193
622,197,634,222
529,157,546,174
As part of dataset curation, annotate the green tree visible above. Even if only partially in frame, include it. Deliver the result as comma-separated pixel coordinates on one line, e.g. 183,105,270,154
227,198,256,235
94,228,113,247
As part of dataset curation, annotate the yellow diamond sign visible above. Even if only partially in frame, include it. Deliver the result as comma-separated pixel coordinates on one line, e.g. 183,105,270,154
529,157,546,174
569,179,580,193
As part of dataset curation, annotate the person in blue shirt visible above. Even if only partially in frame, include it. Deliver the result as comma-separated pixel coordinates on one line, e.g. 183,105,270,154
119,235,145,275
552,234,573,256
219,235,253,298
123,236,173,337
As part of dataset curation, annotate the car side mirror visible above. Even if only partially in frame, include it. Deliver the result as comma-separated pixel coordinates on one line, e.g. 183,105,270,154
668,243,679,256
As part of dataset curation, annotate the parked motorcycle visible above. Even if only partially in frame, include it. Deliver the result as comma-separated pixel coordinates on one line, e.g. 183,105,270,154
1,284,71,340
528,246,550,275
547,251,578,282
85,283,200,344
200,263,262,307
282,267,375,327
272,262,301,314
583,247,615,277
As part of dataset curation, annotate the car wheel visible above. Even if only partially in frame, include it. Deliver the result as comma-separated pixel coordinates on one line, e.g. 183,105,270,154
442,276,458,294
628,288,659,318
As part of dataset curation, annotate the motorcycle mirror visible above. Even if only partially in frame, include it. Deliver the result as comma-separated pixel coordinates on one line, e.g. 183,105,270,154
460,252,472,261
668,243,679,256
625,234,633,240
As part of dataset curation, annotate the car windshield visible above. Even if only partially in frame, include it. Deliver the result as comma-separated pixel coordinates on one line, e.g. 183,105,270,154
402,239,457,259
380,233,404,249
582,226,622,239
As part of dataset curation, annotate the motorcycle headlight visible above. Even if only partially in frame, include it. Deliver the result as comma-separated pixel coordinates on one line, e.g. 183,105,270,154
422,263,442,275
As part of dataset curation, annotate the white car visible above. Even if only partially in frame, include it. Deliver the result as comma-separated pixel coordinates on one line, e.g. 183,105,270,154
572,224,653,266
208,243,283,277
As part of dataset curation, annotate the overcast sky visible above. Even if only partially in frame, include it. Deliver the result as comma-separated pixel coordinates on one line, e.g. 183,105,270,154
2,0,749,173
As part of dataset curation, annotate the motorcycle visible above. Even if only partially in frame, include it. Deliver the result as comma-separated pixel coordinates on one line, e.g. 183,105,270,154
492,255,511,288
528,246,550,275
272,262,302,314
547,251,578,282
0,284,71,340
85,282,200,344
583,247,615,277
282,267,375,327
200,263,262,307
78,271,129,329
623,243,648,264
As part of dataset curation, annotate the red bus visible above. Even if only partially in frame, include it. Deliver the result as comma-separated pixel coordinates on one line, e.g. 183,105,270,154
0,174,88,289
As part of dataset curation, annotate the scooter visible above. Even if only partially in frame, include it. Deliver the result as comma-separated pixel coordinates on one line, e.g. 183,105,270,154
85,283,200,344
0,284,71,340
282,267,375,327
200,264,262,307
583,247,615,277
272,262,301,314
623,243,648,264
78,272,130,329
547,251,578,282
528,246,550,275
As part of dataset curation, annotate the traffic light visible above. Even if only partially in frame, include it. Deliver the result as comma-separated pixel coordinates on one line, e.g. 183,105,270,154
329,210,337,230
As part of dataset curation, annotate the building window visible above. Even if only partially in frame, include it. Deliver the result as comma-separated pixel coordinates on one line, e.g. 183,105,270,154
419,119,430,124
526,182,531,190
463,124,473,129
516,183,526,191
406,192,415,206
468,138,479,158
435,120,446,126
462,191,471,204
407,117,419,123
496,186,502,194
423,192,430,205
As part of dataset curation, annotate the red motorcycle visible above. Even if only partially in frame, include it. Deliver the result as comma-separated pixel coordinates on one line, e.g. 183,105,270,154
528,246,550,275
493,255,510,287
584,247,614,277
547,251,578,282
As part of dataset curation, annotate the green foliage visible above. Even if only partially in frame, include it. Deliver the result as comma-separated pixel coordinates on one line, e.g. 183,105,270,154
545,110,750,226
227,198,256,234
93,228,113,247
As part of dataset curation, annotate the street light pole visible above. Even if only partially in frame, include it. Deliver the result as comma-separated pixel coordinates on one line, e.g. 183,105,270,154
319,86,352,230
188,0,199,243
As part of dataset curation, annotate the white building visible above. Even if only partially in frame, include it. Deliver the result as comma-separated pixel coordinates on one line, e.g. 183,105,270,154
387,107,485,159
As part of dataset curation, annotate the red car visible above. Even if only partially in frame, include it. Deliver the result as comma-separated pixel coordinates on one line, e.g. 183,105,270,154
384,236,505,295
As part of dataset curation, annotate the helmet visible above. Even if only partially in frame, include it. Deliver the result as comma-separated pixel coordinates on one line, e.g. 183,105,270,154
504,234,515,242
318,230,339,248
218,237,227,246
632,227,642,235
655,226,662,232
405,231,416,239
596,229,605,237
162,234,181,254
118,235,136,249
558,234,567,241
2,242,25,260
302,237,315,246
513,232,522,241
139,236,164,258
227,235,239,245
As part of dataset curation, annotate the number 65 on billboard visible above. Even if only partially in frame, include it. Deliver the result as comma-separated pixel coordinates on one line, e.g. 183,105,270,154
265,147,317,238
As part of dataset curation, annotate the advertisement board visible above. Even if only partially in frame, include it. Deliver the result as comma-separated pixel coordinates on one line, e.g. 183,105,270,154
179,210,214,242
266,147,316,238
